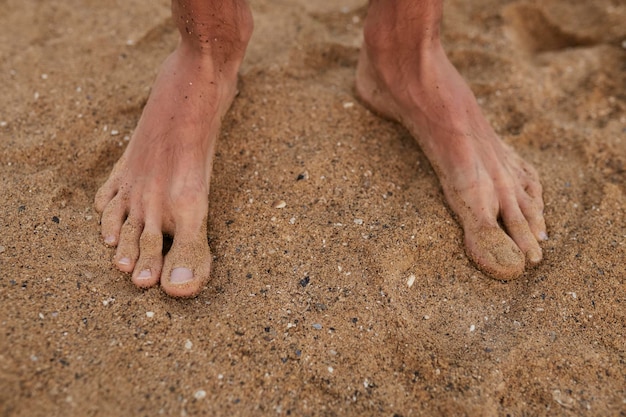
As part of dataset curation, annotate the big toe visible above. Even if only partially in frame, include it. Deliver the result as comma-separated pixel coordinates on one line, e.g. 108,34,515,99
465,226,525,281
160,236,212,298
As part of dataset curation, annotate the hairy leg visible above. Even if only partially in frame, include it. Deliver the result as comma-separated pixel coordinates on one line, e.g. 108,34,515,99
357,1,547,280
95,0,253,296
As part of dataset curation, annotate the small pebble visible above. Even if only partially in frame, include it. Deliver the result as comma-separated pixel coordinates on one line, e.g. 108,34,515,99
354,218,363,225
312,323,322,330
146,311,155,318
185,340,193,350
194,390,207,400
0,245,5,253
470,324,476,332
406,274,416,288
343,102,354,109
110,130,120,136
273,200,287,209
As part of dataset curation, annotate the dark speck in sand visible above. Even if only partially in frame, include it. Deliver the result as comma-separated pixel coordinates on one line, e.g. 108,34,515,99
52,216,60,223
18,205,25,212
299,276,310,287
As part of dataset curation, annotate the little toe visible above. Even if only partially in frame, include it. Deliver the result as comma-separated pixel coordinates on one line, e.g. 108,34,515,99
100,197,126,247
132,230,163,288
464,225,525,281
160,235,211,298
114,218,143,273
502,199,543,266
518,193,548,242
94,182,117,214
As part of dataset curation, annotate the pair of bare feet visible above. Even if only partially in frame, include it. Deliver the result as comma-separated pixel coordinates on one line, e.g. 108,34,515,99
95,0,547,297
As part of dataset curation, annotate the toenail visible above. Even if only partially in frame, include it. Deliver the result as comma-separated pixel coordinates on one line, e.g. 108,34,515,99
170,267,193,284
118,257,131,266
104,236,116,245
528,249,542,264
539,231,548,241
137,269,152,279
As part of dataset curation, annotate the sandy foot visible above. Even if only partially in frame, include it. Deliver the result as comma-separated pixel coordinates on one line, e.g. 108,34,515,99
356,42,547,280
94,47,240,297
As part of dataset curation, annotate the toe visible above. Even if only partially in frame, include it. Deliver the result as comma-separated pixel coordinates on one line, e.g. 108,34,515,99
132,228,163,289
160,233,211,298
464,225,525,280
114,217,143,273
95,180,118,214
100,196,126,246
518,189,548,242
501,196,543,266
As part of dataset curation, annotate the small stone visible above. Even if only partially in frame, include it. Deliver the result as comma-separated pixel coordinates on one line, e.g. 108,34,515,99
185,340,193,350
52,216,60,223
194,390,207,400
354,218,363,225
299,276,310,287
312,323,322,330
343,102,354,109
470,324,476,332
110,130,120,136
296,171,309,181
406,274,416,288
146,311,155,318
0,246,5,253
273,200,287,209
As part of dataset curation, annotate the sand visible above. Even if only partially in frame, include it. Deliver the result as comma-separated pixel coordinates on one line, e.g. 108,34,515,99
1,0,625,415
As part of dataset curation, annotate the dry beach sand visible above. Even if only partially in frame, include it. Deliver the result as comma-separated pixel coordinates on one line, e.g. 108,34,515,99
1,0,626,415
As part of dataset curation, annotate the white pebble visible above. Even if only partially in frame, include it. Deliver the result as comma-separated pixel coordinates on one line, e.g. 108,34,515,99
406,274,416,288
328,366,334,373
185,340,193,350
273,200,287,209
470,324,476,332
343,102,354,109
354,218,363,225
193,390,206,400
41,73,48,80
0,121,7,127
110,130,120,136
146,311,155,318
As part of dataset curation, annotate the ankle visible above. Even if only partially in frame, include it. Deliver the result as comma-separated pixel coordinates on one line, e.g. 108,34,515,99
173,0,253,64
362,1,443,54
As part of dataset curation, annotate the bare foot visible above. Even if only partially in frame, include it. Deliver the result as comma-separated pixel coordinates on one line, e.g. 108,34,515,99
356,21,547,280
94,46,241,297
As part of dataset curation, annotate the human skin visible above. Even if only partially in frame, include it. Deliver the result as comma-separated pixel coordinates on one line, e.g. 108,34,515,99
95,0,546,297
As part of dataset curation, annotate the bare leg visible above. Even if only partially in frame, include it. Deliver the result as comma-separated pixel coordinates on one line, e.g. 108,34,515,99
95,0,253,296
357,1,547,280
